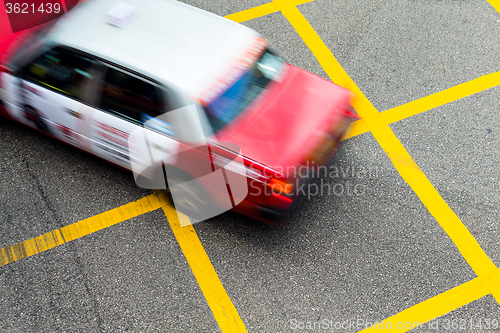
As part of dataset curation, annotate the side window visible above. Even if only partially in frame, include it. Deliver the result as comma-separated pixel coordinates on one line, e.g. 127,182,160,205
97,66,164,124
21,47,96,102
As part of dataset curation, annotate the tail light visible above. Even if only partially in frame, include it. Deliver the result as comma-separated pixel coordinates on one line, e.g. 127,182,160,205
268,178,293,195
243,158,293,206
211,144,294,206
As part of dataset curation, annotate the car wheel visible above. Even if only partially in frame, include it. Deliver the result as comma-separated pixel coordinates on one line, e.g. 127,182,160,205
165,170,211,220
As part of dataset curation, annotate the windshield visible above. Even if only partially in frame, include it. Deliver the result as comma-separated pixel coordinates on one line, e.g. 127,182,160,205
204,49,284,132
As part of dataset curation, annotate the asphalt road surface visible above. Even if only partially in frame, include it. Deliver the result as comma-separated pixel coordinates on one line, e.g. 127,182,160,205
1,0,500,332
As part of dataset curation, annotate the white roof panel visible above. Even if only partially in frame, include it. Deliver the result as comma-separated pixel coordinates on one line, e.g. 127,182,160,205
47,0,262,98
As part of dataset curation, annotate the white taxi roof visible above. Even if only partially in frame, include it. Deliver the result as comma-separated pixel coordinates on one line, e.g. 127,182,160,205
46,0,263,100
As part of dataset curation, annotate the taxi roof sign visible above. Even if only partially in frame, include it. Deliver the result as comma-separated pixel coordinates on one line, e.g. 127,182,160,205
106,2,137,29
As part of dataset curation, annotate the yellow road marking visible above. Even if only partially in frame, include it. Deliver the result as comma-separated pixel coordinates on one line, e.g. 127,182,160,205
342,118,369,140
225,2,279,22
0,189,246,332
344,71,500,140
0,3,497,331
155,191,247,333
0,194,164,267
273,0,499,307
224,0,313,23
487,0,500,13
358,268,500,332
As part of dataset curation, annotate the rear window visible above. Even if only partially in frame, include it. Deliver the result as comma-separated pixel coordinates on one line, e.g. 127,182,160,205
204,49,283,132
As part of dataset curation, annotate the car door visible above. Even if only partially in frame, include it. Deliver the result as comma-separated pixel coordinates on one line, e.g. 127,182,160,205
16,47,98,148
88,63,179,171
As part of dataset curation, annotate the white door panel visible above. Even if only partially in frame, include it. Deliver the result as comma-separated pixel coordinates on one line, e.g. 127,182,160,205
89,111,137,170
18,80,88,148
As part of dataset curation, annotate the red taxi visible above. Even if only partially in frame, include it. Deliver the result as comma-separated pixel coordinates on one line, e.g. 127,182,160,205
0,0,356,223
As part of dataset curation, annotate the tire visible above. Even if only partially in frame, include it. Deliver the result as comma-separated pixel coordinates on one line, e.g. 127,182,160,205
164,169,212,221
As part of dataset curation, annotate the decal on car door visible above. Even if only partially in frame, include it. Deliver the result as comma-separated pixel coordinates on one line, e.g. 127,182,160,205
89,111,135,169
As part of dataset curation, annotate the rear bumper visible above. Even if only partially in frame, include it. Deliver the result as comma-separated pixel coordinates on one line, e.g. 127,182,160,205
232,200,284,222
232,168,313,224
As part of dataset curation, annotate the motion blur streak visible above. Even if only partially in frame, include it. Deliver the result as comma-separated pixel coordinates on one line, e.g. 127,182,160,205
343,71,500,140
156,191,247,333
0,194,165,267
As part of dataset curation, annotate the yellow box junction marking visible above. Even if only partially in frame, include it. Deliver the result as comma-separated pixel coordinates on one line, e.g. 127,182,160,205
155,191,247,333
1,3,499,333
0,191,247,332
268,0,500,328
0,194,165,267
2,1,498,272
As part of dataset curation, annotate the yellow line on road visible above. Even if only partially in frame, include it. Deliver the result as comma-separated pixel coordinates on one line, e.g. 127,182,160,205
225,2,279,22
155,191,247,333
344,71,500,140
342,118,369,140
224,0,313,23
0,194,164,267
274,0,499,308
1,3,498,331
358,268,500,332
380,72,500,125
487,0,500,13
0,189,246,332
226,0,500,142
